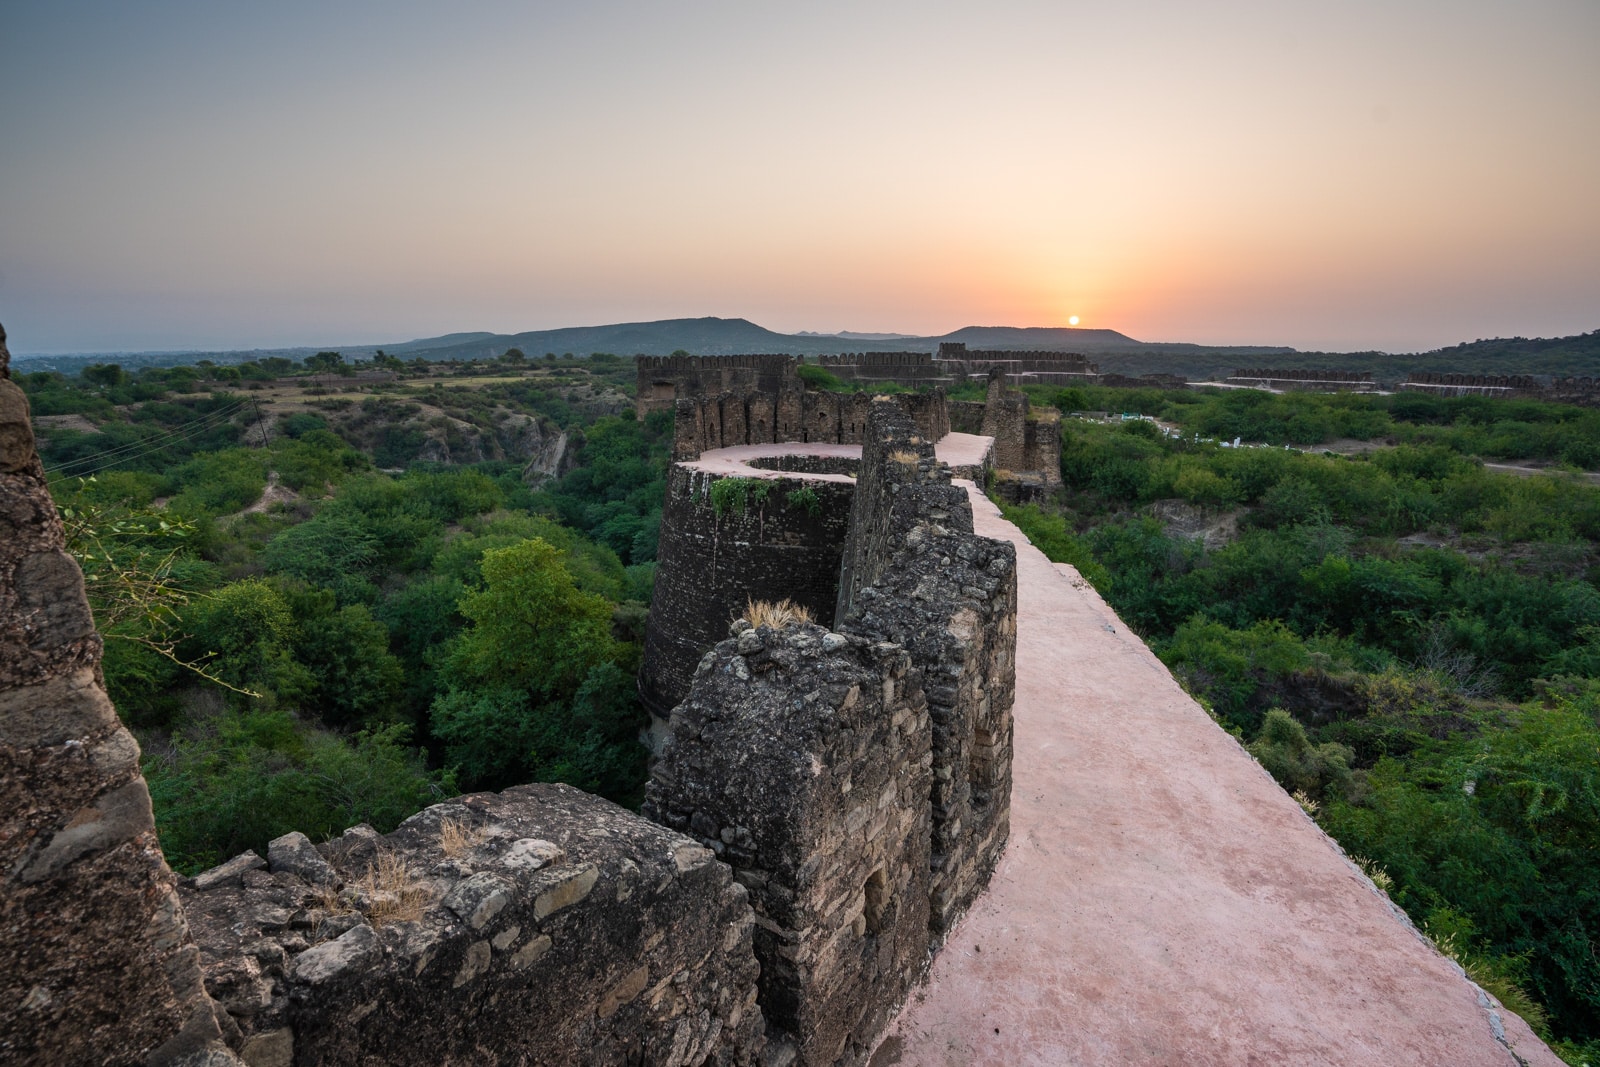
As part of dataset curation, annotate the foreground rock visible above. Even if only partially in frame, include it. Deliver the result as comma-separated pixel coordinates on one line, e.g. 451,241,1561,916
182,784,764,1066
0,320,241,1066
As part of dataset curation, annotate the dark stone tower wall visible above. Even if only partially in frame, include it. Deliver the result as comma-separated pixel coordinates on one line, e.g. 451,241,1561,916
638,467,855,720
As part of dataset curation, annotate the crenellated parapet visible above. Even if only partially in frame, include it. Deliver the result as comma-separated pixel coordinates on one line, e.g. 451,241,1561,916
1400,371,1543,397
642,397,1016,1064
935,341,1099,385
636,354,799,417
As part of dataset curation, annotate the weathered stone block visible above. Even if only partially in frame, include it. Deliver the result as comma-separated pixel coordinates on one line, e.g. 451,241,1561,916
646,626,932,1067
184,784,764,1066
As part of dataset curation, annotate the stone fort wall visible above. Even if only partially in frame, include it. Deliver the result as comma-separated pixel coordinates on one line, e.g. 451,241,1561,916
6,326,1017,1067
644,399,1016,1063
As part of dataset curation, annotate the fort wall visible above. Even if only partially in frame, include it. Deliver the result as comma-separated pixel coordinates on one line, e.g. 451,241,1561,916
1224,369,1376,392
934,341,1099,385
7,328,1017,1067
672,386,950,462
1400,371,1542,397
643,629,932,1066
637,355,799,418
0,323,242,1067
835,401,1016,936
643,398,1016,1063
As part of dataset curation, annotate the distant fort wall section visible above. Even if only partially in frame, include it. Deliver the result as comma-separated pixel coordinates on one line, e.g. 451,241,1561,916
1225,369,1376,392
1400,372,1542,397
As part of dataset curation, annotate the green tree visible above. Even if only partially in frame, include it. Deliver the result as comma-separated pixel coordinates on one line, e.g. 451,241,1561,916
430,539,632,792
306,351,346,374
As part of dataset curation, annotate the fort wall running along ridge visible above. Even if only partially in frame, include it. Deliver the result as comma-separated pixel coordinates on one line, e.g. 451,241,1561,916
2,338,1564,1066
2,333,1021,1067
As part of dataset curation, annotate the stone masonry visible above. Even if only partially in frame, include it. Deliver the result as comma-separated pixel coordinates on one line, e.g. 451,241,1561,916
639,468,857,719
642,399,1018,1063
181,784,764,1067
644,627,932,1067
838,403,1016,937
0,321,243,1067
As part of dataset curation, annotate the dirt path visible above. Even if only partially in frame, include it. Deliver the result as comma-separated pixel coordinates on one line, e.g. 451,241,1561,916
871,485,1559,1067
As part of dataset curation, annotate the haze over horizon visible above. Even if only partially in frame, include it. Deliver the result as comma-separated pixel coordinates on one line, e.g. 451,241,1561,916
3,2,1596,356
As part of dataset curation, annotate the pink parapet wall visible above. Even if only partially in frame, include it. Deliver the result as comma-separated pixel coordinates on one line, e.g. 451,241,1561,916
871,484,1560,1067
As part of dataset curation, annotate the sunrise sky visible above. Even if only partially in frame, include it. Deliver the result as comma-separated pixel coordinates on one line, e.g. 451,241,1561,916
2,1,1597,355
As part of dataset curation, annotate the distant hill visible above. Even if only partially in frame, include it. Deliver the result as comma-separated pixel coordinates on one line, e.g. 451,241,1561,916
357,317,1298,371
11,319,1598,383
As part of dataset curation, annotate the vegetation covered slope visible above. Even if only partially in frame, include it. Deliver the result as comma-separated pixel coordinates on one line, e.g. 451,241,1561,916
20,349,666,873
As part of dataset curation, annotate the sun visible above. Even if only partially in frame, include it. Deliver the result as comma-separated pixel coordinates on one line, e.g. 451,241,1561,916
1068,315,1080,326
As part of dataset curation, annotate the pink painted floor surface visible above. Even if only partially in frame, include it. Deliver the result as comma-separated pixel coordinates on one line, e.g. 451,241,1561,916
682,434,994,483
871,485,1560,1067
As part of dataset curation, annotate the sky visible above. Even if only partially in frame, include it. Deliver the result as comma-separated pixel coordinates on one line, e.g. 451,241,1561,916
2,1,1597,355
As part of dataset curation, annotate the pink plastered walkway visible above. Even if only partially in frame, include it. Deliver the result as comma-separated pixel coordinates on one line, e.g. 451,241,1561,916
682,433,994,483
871,485,1559,1067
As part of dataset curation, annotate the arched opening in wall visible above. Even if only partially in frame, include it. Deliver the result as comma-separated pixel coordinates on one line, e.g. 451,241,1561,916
863,868,889,936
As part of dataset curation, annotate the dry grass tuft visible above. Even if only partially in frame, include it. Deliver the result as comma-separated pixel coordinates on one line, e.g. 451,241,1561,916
358,850,433,926
439,817,485,858
1291,789,1321,817
743,597,814,630
1350,854,1393,894
888,449,922,466
312,882,348,915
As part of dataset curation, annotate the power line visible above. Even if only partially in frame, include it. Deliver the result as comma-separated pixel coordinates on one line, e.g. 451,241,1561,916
44,400,253,480
44,401,248,474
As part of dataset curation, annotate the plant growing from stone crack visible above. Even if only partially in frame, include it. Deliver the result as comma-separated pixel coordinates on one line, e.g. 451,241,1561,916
356,850,433,926
707,477,771,518
741,597,814,629
785,486,821,517
439,817,486,858
59,493,260,696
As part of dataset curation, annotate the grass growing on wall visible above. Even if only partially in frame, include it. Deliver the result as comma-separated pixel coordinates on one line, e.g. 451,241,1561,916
707,477,772,518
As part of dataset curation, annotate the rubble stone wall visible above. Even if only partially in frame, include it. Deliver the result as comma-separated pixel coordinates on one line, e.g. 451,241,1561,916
0,322,240,1067
981,373,1029,472
182,784,764,1067
834,401,972,623
644,628,932,1067
1023,410,1063,483
845,533,1016,937
657,356,953,462
836,400,1017,936
637,355,799,417
644,398,1018,1063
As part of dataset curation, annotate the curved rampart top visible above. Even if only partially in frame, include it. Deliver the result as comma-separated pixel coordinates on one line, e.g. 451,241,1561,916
681,433,993,483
